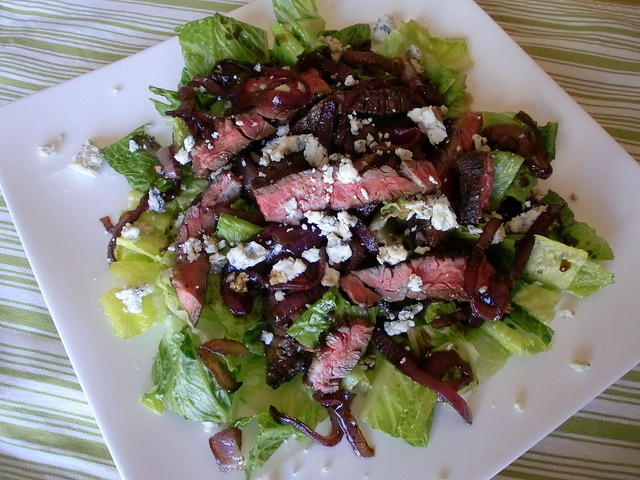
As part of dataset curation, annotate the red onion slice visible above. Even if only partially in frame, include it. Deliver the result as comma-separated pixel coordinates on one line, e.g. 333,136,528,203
269,405,343,447
209,427,244,473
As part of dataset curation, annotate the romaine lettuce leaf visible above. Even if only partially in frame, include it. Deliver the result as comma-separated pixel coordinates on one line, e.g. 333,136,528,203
568,259,615,297
511,281,562,324
272,0,326,49
216,213,262,245
524,235,589,290
490,151,525,209
360,357,437,447
376,19,471,112
177,13,269,83
141,328,232,422
102,126,173,193
287,288,337,348
321,23,371,48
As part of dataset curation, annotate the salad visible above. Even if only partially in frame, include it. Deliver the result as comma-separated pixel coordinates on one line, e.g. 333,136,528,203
98,0,614,477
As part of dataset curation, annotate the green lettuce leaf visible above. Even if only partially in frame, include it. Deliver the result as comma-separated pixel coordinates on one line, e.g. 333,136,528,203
568,259,615,297
524,235,589,290
360,357,437,447
272,0,326,48
321,23,370,48
490,151,525,209
511,281,562,324
271,22,306,66
102,126,173,193
216,213,262,245
140,328,232,423
287,289,337,348
376,19,471,112
177,13,269,83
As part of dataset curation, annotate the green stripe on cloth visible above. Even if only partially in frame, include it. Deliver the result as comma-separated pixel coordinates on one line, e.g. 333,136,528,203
0,1,638,480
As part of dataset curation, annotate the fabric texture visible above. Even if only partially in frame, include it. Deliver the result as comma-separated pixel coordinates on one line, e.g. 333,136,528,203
0,1,638,479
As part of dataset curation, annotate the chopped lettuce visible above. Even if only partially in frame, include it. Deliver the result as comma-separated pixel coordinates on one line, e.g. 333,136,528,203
216,213,262,245
287,289,337,348
524,235,589,291
321,23,371,47
272,0,326,49
490,151,525,209
376,19,471,112
360,358,437,447
102,125,173,193
481,307,553,356
141,328,233,422
568,259,615,297
176,13,269,83
511,281,562,324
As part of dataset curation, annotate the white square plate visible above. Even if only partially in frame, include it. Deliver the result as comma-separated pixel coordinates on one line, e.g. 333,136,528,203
1,0,639,479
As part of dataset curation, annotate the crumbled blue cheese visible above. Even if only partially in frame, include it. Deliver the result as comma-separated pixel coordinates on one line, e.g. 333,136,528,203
319,35,344,62
570,360,591,372
260,134,328,168
505,205,548,233
407,44,424,73
344,75,358,87
404,195,458,231
174,135,196,165
407,106,448,145
37,143,57,157
180,237,203,262
147,187,165,213
274,291,286,302
301,248,321,263
384,304,424,336
226,241,269,269
282,198,299,220
321,267,340,287
202,234,225,255
398,303,424,321
69,140,105,176
305,210,357,241
372,14,396,45
472,133,490,152
325,234,352,264
407,273,423,292
269,257,307,285
377,244,408,266
260,330,274,345
384,317,415,336
114,283,154,314
395,147,413,162
335,157,361,184
120,223,140,240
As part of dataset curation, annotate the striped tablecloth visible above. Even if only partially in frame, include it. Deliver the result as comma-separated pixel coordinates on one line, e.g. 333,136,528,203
1,1,638,479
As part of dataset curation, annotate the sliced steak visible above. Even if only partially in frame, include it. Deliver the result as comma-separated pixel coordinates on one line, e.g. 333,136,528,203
253,164,425,224
398,159,440,191
190,117,252,177
339,274,382,307
306,317,373,394
435,112,484,196
172,173,243,325
457,151,494,226
342,255,498,306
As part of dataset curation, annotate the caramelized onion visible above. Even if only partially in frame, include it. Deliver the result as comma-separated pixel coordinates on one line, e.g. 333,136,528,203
515,110,553,179
270,405,343,447
209,428,244,473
